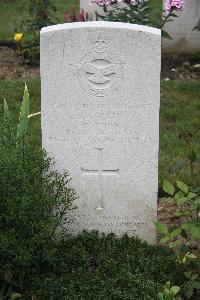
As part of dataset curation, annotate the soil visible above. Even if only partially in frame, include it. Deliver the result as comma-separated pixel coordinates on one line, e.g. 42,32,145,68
0,46,200,80
162,53,200,80
0,46,39,79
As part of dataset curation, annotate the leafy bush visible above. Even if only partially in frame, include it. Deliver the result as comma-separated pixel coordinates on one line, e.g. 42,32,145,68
94,0,183,39
16,0,57,65
0,86,76,297
31,231,183,300
28,0,57,31
156,181,200,299
20,31,40,65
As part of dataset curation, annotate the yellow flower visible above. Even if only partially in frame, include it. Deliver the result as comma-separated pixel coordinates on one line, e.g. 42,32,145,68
14,33,23,42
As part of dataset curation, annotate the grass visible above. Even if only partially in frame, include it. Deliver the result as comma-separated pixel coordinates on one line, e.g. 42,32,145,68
0,78,199,188
0,0,161,40
0,0,79,40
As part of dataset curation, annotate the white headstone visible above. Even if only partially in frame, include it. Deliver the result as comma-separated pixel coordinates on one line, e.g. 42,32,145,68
162,0,200,53
41,22,161,244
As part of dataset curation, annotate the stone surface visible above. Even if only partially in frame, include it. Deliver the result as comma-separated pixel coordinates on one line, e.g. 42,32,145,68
41,22,161,244
80,0,102,19
162,0,200,53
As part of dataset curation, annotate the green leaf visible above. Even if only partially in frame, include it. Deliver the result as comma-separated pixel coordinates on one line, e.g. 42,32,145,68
170,285,180,295
155,222,169,234
176,181,188,194
163,288,170,297
188,150,197,162
160,235,171,244
161,30,172,39
11,293,21,300
170,13,178,17
185,286,194,298
193,281,200,289
187,253,197,259
188,192,197,199
175,190,185,199
182,222,200,239
175,211,183,217
156,292,164,300
3,98,10,119
17,83,29,141
177,197,188,206
181,222,192,230
163,180,175,196
191,273,198,280
183,271,192,279
169,240,180,248
170,228,182,238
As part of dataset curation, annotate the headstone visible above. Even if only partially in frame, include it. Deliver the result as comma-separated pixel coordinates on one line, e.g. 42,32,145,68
162,0,200,53
41,22,161,244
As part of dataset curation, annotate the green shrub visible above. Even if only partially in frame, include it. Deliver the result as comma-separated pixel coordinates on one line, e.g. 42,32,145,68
156,180,200,299
0,131,76,296
28,0,57,31
30,232,184,300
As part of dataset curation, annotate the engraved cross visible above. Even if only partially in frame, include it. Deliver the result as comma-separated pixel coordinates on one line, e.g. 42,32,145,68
81,148,119,210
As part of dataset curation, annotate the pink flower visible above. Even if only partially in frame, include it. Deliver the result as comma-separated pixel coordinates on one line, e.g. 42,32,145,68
165,0,184,13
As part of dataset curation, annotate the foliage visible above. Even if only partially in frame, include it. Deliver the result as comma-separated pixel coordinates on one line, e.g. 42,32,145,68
3,84,29,147
20,31,40,65
31,231,183,300
16,0,57,65
155,180,200,299
95,0,181,39
28,0,57,31
157,281,181,300
169,131,199,187
0,282,21,300
0,85,76,298
0,0,79,40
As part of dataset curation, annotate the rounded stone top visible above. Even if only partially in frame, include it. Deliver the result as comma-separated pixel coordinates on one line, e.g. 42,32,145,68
41,21,160,36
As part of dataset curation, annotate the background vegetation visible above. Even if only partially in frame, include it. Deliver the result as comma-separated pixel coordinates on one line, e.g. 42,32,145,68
0,0,161,40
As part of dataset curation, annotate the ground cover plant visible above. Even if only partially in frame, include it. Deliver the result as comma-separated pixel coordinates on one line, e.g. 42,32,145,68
156,180,200,299
31,231,184,300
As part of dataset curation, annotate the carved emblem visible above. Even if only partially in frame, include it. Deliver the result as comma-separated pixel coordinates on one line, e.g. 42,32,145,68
78,41,124,97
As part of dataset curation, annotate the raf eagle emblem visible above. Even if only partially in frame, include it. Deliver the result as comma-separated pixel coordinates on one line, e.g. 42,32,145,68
85,63,116,84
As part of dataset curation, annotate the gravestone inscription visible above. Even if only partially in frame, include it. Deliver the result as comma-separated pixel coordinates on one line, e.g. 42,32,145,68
41,22,161,243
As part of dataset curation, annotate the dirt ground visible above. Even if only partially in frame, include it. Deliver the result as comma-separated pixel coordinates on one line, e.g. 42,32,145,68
0,47,39,79
0,46,200,80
